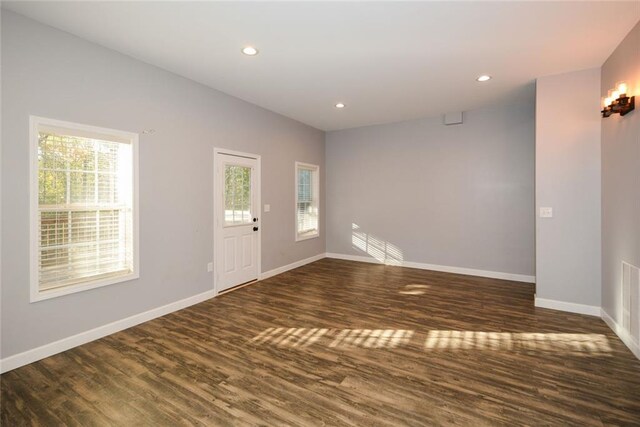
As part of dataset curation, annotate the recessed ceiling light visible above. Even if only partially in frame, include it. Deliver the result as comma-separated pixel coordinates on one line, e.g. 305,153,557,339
335,103,345,109
476,75,492,82
242,46,259,56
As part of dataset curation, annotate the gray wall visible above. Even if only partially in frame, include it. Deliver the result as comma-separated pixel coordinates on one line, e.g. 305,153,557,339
535,68,602,308
1,11,325,358
326,88,535,276
601,21,640,320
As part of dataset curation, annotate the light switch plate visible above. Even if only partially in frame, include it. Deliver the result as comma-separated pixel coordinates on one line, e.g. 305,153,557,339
264,204,271,212
540,207,553,218
207,262,213,272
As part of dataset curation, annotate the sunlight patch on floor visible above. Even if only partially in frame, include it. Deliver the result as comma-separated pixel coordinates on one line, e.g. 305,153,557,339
249,327,612,355
250,327,330,348
250,327,413,349
424,330,612,354
399,284,431,295
329,329,414,349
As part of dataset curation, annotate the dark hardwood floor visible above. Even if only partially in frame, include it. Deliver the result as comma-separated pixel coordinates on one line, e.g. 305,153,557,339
2,258,640,426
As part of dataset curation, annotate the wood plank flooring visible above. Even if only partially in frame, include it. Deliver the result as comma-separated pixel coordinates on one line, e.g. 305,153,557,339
2,258,640,426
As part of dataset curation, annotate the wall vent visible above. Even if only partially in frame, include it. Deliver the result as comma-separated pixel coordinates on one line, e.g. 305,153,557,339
622,261,640,347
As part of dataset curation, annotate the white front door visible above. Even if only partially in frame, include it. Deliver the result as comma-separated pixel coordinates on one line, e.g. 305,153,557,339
214,150,260,292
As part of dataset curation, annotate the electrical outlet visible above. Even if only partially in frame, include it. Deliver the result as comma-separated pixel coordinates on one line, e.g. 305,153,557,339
207,262,213,272
539,207,553,218
264,204,271,212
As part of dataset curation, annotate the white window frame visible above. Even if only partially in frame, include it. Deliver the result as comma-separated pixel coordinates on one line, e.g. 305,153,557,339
29,116,140,302
295,161,320,242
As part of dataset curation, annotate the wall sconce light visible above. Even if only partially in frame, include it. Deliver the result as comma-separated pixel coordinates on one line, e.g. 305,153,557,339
602,82,635,117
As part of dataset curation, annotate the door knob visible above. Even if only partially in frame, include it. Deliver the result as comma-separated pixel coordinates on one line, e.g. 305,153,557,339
253,218,258,222
253,226,259,231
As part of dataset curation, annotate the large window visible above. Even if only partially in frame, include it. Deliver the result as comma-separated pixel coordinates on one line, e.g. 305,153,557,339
295,162,319,241
30,116,138,302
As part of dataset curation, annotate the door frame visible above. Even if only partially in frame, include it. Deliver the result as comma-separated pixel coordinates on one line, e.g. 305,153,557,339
213,147,262,295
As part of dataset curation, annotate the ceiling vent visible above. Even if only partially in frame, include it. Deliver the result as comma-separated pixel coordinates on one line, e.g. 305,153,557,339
443,112,463,126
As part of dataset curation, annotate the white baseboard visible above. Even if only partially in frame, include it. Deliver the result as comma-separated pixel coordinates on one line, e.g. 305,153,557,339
260,253,326,281
0,289,216,374
326,252,535,283
534,297,601,316
10,252,637,374
601,308,640,360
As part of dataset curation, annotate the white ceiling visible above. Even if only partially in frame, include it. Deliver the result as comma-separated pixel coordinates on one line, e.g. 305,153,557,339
4,1,639,131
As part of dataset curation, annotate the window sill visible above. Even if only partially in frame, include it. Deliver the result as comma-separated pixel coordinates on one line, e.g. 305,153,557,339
295,232,319,242
30,271,138,303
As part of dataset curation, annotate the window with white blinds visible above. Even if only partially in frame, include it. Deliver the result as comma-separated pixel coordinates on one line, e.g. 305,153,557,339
30,117,138,301
295,162,319,241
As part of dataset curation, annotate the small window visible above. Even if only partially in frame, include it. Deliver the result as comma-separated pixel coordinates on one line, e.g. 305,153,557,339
224,164,252,226
30,116,138,302
295,162,319,241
